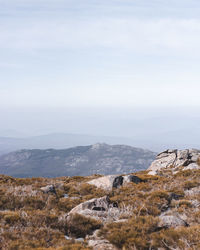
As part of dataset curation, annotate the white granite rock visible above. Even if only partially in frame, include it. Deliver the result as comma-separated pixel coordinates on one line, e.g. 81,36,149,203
68,196,119,222
88,175,117,191
148,149,200,175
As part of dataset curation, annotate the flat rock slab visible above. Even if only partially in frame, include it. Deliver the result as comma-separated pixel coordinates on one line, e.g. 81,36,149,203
88,175,117,191
68,196,119,222
88,239,117,250
88,174,143,191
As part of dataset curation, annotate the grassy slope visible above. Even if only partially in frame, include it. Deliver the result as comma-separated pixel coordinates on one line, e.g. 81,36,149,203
0,169,200,249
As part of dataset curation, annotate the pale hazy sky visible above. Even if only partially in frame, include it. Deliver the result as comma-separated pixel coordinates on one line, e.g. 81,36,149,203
1,0,200,146
1,0,200,109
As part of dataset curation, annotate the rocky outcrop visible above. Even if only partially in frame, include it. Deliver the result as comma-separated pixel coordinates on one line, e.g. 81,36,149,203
148,149,200,175
68,196,119,222
88,174,143,191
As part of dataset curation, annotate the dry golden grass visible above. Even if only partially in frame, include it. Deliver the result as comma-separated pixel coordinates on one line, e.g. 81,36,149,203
0,169,200,249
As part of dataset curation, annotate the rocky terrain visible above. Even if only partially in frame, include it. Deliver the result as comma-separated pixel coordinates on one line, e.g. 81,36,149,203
148,148,200,175
0,148,200,249
0,143,156,178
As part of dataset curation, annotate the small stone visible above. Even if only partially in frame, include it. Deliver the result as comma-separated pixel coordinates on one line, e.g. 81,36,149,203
148,170,158,176
65,235,72,240
158,214,188,228
75,238,84,242
40,185,56,194
88,239,117,250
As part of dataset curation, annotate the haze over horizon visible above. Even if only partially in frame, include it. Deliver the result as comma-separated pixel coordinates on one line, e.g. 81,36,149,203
1,0,200,150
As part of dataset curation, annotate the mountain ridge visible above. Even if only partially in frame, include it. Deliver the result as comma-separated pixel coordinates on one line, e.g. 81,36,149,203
0,133,152,156
0,143,156,178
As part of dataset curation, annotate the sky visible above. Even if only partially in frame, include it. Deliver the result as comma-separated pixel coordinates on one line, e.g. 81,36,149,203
0,0,200,149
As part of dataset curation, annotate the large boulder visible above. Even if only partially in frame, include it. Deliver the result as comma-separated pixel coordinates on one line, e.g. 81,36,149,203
68,196,119,222
148,149,200,175
88,175,116,191
88,174,143,191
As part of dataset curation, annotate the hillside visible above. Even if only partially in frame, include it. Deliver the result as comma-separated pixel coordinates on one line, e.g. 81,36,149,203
0,143,156,178
1,149,200,249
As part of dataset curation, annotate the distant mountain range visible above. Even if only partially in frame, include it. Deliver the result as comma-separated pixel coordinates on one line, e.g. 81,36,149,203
0,133,151,156
1,128,200,154
0,143,156,177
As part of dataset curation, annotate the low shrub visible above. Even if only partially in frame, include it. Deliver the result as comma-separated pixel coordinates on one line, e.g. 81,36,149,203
99,215,159,249
67,213,102,238
151,225,200,249
183,180,199,190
